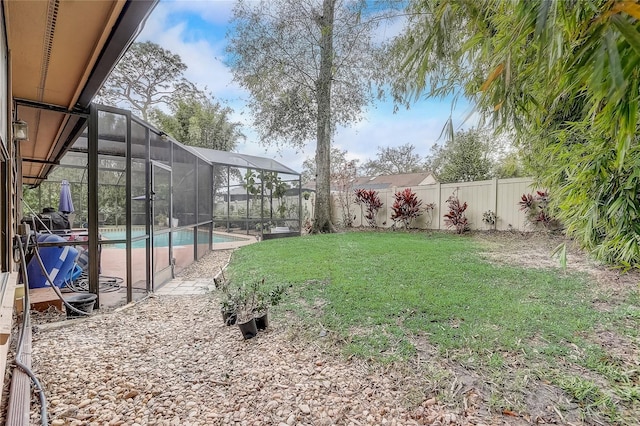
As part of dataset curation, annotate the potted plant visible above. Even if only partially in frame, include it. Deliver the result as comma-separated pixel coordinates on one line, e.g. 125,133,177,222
217,273,238,326
235,280,259,339
220,295,237,326
253,283,288,330
254,290,269,330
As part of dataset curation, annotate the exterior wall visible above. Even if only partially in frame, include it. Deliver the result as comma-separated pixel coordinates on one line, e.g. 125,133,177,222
1,6,14,272
323,177,537,232
418,174,438,185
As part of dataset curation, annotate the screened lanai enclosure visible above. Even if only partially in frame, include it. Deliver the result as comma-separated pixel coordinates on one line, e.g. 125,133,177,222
193,149,303,239
22,104,301,309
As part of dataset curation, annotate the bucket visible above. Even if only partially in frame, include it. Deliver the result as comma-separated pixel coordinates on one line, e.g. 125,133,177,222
27,234,79,289
65,293,97,318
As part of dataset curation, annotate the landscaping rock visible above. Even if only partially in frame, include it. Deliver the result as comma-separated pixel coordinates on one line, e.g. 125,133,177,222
24,290,477,425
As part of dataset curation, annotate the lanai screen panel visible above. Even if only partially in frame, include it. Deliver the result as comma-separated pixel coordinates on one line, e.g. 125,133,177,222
212,164,229,219
23,150,89,226
173,144,197,227
193,148,298,174
131,121,148,226
150,131,171,166
200,148,301,235
198,157,212,224
97,111,127,227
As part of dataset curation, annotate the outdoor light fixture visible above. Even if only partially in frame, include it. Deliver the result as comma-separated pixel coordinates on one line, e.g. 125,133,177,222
12,119,29,141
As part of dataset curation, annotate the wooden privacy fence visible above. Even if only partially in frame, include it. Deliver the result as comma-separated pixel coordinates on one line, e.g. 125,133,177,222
307,177,538,232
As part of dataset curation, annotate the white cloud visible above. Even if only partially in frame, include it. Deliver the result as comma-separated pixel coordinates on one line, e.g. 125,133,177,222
143,0,236,27
371,9,408,44
139,6,243,101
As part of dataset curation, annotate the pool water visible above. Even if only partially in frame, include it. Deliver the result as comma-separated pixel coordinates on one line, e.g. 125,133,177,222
101,229,240,249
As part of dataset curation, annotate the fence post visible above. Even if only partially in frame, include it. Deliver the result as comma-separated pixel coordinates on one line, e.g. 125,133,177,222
493,178,499,230
390,186,396,228
437,182,442,230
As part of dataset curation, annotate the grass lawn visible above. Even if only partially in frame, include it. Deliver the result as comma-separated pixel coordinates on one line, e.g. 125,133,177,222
226,231,640,424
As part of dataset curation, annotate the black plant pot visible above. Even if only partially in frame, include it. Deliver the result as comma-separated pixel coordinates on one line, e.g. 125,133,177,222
254,312,269,330
66,293,97,318
238,317,258,339
222,310,236,326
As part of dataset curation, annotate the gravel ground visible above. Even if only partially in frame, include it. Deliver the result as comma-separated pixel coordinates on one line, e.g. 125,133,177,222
28,295,480,426
24,249,489,426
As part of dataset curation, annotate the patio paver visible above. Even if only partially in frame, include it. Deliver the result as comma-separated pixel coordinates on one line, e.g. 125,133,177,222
155,278,215,295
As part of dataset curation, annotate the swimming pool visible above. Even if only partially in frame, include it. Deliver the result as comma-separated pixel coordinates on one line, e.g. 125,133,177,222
101,229,243,249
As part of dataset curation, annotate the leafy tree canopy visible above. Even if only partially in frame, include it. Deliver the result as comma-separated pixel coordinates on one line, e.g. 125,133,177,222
427,129,493,183
98,41,199,121
301,147,359,184
227,0,386,147
227,0,392,232
427,128,520,183
361,143,425,176
152,97,245,151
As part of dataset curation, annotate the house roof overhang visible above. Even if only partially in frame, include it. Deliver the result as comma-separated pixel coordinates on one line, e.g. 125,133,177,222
5,0,157,186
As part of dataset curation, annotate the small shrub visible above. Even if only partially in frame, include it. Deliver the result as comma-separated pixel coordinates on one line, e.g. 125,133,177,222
391,188,423,230
443,189,469,234
482,210,497,228
302,217,313,234
354,189,383,228
423,203,437,228
519,190,561,230
256,283,289,313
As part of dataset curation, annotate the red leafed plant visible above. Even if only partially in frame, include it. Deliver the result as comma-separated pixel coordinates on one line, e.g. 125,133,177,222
391,188,423,230
354,189,383,228
519,190,561,230
443,190,469,234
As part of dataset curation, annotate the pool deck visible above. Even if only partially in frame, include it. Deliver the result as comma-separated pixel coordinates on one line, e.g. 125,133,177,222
96,231,257,307
211,231,257,249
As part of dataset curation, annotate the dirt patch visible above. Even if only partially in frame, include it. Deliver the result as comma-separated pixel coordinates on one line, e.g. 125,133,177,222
475,231,640,300
411,334,585,425
477,232,640,419
594,328,640,368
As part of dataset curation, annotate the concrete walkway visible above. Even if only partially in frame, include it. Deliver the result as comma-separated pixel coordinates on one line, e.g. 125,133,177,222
154,278,216,296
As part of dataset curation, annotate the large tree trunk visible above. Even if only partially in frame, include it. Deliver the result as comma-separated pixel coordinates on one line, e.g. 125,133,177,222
312,0,336,234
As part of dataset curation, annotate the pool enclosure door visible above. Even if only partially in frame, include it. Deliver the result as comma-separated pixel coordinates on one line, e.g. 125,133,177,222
88,104,153,307
151,161,173,285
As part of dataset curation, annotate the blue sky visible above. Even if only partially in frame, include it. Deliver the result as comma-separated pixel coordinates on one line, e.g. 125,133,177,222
137,0,476,174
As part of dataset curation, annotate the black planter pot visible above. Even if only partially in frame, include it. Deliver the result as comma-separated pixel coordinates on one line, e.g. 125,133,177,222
254,312,269,330
238,317,258,339
65,293,97,318
222,310,237,326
